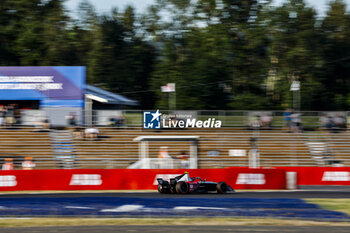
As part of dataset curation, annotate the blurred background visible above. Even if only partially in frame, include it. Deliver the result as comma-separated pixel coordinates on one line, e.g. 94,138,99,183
1,0,350,111
1,0,350,170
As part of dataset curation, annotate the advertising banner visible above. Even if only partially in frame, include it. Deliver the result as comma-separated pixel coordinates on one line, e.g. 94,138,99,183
280,167,350,185
0,67,85,107
0,168,287,191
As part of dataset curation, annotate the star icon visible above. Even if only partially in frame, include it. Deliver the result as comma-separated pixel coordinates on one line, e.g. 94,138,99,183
151,110,161,122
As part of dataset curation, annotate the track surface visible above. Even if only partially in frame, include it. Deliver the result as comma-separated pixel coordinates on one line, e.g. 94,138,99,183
0,191,348,219
0,191,349,233
0,190,350,199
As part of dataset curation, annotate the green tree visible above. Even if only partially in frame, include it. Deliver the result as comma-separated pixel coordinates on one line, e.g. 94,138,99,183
0,0,19,65
319,0,350,110
85,6,156,108
268,0,323,110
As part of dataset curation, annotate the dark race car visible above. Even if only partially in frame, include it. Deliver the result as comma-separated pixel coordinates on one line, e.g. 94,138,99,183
157,172,234,194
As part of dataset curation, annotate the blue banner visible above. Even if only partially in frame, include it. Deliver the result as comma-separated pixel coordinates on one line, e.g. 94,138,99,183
0,66,85,107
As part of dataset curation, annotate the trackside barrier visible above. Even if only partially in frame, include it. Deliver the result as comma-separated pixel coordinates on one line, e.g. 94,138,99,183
280,167,350,185
0,168,286,191
286,172,297,190
1,167,349,191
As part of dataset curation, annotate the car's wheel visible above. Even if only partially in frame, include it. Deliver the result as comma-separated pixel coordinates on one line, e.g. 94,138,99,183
170,186,177,194
176,181,189,194
216,182,228,194
158,184,164,193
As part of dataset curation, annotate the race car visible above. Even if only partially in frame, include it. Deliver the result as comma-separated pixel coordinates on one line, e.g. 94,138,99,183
157,172,234,194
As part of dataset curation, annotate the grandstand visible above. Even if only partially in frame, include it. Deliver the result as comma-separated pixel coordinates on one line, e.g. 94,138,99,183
0,127,349,169
0,128,53,169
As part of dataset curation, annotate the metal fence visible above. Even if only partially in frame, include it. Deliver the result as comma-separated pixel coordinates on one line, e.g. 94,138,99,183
13,109,350,128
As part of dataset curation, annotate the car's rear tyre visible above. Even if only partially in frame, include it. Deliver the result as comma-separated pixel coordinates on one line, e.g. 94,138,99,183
158,184,164,193
216,182,228,194
170,186,177,194
176,181,189,194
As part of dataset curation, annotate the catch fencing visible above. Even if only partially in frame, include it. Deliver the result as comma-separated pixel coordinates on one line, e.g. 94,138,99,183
12,109,350,128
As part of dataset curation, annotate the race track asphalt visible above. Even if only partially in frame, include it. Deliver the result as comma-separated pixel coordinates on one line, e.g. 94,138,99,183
0,191,349,233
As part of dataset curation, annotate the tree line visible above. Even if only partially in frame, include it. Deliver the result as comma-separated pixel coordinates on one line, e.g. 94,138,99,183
0,0,350,110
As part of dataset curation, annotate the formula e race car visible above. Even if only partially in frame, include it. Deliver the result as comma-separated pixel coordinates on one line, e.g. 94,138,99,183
157,172,234,194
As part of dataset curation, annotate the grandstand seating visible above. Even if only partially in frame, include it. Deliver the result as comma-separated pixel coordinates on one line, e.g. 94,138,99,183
0,129,54,169
0,127,349,169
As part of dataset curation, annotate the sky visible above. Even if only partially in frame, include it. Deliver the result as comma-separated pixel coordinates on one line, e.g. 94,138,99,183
65,0,350,16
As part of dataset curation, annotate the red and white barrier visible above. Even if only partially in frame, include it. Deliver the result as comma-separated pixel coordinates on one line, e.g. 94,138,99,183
280,167,350,185
0,168,286,191
2,167,349,191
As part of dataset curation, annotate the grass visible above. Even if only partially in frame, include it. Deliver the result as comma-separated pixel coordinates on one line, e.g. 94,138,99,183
0,217,350,228
306,199,350,216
